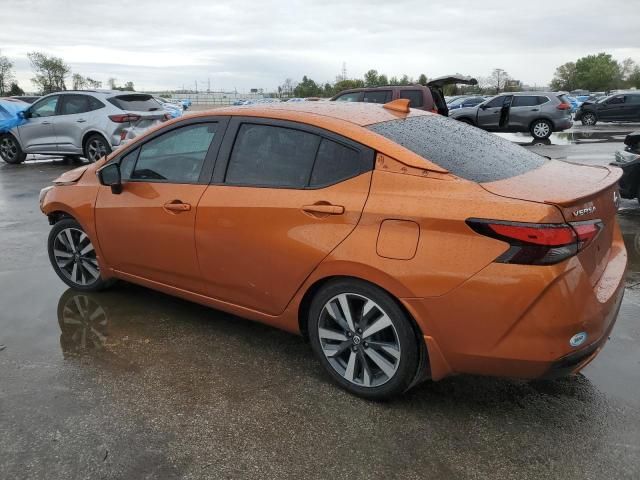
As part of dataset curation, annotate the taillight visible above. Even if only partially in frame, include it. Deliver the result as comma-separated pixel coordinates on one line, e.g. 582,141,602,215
109,114,141,123
557,103,571,110
466,219,602,265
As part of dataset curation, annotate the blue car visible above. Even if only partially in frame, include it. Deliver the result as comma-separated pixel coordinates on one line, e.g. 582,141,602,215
565,96,579,113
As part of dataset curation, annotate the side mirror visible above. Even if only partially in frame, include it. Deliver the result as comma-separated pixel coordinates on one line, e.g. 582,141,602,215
480,104,488,110
97,163,122,194
19,110,30,119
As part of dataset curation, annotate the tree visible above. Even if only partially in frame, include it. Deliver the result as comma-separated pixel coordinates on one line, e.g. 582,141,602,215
364,69,379,87
72,73,88,90
398,74,412,86
378,74,388,86
388,76,399,85
549,62,577,91
0,52,15,96
107,77,117,89
332,78,364,95
8,82,24,96
418,73,428,86
28,52,70,94
627,66,640,89
484,68,510,94
86,77,102,89
123,81,135,91
279,78,297,97
574,53,621,91
293,75,322,97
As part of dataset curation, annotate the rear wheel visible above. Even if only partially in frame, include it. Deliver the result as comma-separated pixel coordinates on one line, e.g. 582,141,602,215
83,134,111,163
0,133,27,164
581,112,597,126
530,119,553,139
48,219,112,291
308,279,420,400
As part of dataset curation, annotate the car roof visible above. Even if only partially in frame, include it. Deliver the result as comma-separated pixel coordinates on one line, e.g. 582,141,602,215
211,101,432,127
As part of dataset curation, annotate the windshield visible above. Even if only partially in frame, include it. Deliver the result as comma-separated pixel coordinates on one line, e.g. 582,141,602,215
367,115,546,183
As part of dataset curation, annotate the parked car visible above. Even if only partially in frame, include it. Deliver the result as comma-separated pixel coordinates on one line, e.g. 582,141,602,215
331,74,478,116
154,97,183,119
0,91,169,164
449,92,573,139
564,95,579,113
40,100,626,399
611,130,640,204
9,96,40,104
447,96,486,110
574,92,640,126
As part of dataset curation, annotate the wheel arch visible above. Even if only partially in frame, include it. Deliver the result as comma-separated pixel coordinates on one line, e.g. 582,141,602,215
47,209,76,225
528,116,555,131
82,130,111,150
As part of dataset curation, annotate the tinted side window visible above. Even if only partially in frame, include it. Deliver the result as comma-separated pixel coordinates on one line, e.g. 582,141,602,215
61,95,90,115
310,139,363,187
537,96,550,105
363,90,392,104
226,124,320,188
606,96,625,105
89,97,105,111
628,95,640,105
400,90,424,108
484,96,506,108
30,96,59,117
335,92,363,102
368,115,545,183
511,96,539,107
131,123,217,183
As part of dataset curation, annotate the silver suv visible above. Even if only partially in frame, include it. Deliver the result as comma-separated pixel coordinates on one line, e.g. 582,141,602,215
449,92,573,139
0,91,168,164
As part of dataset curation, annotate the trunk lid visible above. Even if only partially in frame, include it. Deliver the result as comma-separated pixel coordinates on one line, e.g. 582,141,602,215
482,160,622,286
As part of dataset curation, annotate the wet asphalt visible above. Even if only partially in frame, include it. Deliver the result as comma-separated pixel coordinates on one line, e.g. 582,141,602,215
0,124,639,479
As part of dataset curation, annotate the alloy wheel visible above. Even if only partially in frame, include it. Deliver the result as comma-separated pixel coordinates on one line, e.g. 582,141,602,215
583,113,596,126
317,293,401,388
87,138,107,162
60,294,108,351
53,228,100,286
532,122,550,138
0,137,18,162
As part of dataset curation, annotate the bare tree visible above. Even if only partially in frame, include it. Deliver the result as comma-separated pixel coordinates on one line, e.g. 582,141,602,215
107,77,117,89
0,51,15,96
72,73,88,90
28,52,70,94
483,68,511,94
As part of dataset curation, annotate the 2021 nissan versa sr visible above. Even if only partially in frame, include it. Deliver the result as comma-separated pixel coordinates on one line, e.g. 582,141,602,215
40,100,627,399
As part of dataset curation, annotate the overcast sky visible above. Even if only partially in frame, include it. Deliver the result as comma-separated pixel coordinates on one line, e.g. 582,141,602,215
1,0,639,93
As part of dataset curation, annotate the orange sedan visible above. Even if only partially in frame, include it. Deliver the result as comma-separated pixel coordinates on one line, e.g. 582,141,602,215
40,99,627,399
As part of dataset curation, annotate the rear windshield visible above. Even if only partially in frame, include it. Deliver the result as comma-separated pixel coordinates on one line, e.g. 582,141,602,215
368,115,545,183
107,94,162,112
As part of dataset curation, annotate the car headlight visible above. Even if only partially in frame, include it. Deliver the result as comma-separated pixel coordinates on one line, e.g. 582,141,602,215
39,185,54,208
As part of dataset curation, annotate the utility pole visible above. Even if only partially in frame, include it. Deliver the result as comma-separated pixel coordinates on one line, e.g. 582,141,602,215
207,78,211,93
341,62,347,81
195,80,198,93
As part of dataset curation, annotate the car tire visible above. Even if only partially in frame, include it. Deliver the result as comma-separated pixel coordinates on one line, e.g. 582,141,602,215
530,119,553,139
48,218,113,292
0,133,27,164
308,279,421,400
83,134,112,163
581,112,597,126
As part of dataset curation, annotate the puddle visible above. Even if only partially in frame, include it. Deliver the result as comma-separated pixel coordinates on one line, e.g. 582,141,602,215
496,131,630,146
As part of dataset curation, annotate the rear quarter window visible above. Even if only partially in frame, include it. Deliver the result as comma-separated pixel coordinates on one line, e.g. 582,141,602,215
368,115,546,183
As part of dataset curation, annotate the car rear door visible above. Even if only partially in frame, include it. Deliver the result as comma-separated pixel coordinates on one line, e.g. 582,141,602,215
508,95,544,129
16,95,60,153
95,118,228,294
54,94,105,154
195,117,375,315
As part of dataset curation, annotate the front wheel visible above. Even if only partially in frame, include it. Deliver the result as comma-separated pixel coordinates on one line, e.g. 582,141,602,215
308,279,420,400
581,112,597,126
83,134,112,163
530,119,553,139
48,219,112,291
0,133,27,164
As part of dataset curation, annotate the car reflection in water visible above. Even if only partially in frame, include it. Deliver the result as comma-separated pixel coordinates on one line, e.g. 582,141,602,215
58,289,109,356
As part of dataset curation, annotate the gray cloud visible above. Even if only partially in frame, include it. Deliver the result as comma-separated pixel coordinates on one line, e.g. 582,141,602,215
1,0,639,92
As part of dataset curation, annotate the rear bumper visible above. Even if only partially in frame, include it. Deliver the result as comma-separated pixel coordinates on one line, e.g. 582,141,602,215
554,117,573,131
402,227,628,381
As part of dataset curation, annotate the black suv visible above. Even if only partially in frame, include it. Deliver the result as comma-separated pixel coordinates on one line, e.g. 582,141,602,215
575,92,640,126
611,131,640,205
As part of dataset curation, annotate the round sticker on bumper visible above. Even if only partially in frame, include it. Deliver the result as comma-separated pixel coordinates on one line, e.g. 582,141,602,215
570,332,588,347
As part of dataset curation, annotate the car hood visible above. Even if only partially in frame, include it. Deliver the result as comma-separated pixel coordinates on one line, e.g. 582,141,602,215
53,165,89,185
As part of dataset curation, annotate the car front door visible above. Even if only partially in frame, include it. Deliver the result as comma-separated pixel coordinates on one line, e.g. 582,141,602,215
476,96,507,129
94,118,227,293
598,95,627,121
628,95,640,120
195,118,375,315
55,94,105,154
16,95,60,153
